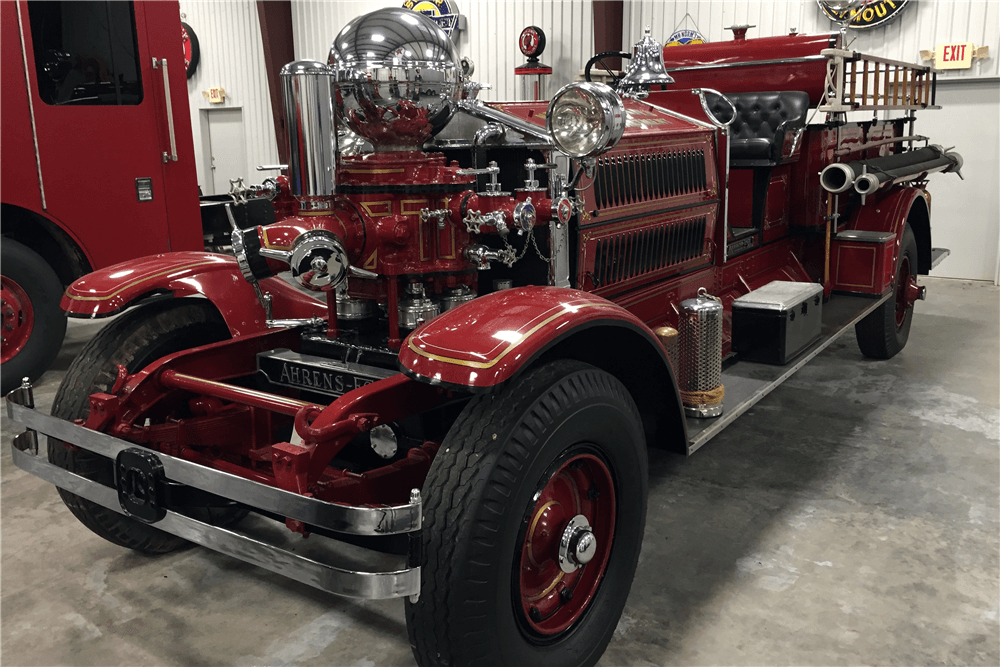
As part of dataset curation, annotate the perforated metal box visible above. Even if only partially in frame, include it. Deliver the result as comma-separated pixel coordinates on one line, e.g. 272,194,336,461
732,280,823,365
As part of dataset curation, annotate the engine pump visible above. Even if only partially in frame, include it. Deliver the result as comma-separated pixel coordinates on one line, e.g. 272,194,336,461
231,7,626,348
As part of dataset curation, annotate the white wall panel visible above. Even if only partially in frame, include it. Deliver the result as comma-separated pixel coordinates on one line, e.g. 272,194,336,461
180,0,279,193
291,0,594,102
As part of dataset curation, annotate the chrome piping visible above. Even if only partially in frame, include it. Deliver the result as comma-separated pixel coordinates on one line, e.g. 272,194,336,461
548,160,571,288
458,99,553,143
690,88,736,129
474,122,506,145
151,59,178,162
16,2,45,208
5,396,421,536
664,55,827,73
9,447,418,599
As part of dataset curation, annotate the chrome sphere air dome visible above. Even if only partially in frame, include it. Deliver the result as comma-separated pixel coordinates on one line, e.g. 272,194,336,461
328,8,461,150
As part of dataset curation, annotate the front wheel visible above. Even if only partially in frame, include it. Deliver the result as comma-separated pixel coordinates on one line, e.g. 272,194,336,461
855,224,920,359
48,299,234,554
405,360,648,667
1,239,67,394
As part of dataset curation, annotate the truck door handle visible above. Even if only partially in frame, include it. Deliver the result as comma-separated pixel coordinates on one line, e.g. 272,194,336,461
151,57,178,163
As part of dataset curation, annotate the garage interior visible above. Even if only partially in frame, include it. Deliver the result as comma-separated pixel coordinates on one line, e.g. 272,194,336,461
2,0,998,665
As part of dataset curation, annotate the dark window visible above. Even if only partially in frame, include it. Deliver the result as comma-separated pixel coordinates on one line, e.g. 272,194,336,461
28,1,143,106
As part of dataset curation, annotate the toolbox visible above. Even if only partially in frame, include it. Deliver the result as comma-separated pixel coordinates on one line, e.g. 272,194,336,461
732,280,824,365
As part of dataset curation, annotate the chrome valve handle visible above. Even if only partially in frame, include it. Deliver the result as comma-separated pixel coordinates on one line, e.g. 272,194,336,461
457,161,504,195
523,158,557,190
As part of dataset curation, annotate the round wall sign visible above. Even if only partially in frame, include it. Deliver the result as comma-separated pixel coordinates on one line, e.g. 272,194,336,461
818,0,912,30
519,26,546,62
181,21,200,79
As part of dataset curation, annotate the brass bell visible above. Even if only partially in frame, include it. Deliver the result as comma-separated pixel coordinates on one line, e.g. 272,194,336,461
617,26,675,94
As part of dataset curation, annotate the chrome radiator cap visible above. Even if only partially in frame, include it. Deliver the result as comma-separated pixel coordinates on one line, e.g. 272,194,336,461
329,8,461,150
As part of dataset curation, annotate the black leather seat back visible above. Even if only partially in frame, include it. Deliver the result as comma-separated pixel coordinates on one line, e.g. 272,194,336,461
707,91,810,165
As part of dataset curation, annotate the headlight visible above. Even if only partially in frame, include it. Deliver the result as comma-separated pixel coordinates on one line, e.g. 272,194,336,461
546,82,625,158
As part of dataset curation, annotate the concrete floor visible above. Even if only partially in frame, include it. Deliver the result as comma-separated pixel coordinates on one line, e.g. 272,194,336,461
2,276,997,666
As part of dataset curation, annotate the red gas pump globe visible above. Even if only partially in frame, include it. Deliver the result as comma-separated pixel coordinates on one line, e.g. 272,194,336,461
519,25,545,60
515,25,551,100
181,21,199,78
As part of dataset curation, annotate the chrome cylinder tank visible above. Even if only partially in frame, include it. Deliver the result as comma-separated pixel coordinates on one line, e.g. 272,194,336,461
280,60,335,205
678,288,724,419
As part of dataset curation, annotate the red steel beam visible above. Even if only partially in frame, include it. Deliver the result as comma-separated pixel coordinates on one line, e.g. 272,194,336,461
256,1,295,165
593,1,625,70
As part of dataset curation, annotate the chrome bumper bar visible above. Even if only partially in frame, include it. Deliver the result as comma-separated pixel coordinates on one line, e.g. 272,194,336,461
5,382,420,600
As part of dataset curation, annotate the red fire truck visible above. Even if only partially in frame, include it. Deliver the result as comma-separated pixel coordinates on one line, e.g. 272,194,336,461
0,0,204,394
6,9,960,667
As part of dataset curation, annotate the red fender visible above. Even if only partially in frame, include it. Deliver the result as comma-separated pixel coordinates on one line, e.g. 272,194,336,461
61,251,326,336
842,186,928,292
399,286,672,390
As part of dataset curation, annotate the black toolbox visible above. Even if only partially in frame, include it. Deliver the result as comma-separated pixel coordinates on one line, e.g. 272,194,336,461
732,281,824,365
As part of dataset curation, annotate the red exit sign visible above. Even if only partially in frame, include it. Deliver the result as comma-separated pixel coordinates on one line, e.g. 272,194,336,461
936,42,974,69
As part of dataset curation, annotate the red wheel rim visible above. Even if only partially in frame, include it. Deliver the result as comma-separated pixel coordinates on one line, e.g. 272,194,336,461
517,451,616,636
1,276,34,364
894,254,913,329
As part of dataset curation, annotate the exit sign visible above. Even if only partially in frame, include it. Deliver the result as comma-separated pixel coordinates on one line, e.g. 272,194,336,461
936,42,974,69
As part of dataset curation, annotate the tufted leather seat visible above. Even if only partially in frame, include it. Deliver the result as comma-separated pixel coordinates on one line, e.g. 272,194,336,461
706,91,810,166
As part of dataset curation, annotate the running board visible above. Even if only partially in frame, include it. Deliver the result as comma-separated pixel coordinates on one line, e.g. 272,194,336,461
930,247,950,269
685,292,892,454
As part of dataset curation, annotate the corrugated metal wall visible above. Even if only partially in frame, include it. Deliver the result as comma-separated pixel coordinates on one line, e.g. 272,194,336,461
623,0,998,80
291,0,594,102
179,0,278,193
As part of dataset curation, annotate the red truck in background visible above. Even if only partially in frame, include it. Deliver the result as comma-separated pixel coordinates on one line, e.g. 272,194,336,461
1,0,203,393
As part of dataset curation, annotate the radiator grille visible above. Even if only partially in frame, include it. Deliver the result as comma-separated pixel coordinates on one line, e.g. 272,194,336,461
592,216,707,287
595,149,708,209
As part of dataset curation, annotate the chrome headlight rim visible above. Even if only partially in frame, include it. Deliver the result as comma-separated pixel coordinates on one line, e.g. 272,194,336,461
545,82,626,159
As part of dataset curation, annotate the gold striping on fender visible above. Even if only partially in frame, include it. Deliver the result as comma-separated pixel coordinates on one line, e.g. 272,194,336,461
342,168,405,175
406,302,605,370
63,260,222,301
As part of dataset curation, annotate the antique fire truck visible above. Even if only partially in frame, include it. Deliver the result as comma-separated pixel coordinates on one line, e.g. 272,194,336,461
7,9,961,667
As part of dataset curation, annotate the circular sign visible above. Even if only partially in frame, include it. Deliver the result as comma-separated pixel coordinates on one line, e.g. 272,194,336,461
818,0,911,30
181,22,200,79
519,26,546,60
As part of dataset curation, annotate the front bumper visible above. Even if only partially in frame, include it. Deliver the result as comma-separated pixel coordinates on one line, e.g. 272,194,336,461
5,382,420,600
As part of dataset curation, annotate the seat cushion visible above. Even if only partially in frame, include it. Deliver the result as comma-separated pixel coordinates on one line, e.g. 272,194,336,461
730,138,773,161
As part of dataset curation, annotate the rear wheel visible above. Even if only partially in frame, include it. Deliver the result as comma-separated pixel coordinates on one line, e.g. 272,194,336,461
1,239,67,394
405,360,647,667
856,225,919,359
48,299,235,554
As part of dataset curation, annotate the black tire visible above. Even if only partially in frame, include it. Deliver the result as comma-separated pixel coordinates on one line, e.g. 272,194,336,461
856,224,918,359
405,360,648,667
48,299,236,554
584,51,631,85
1,239,67,395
